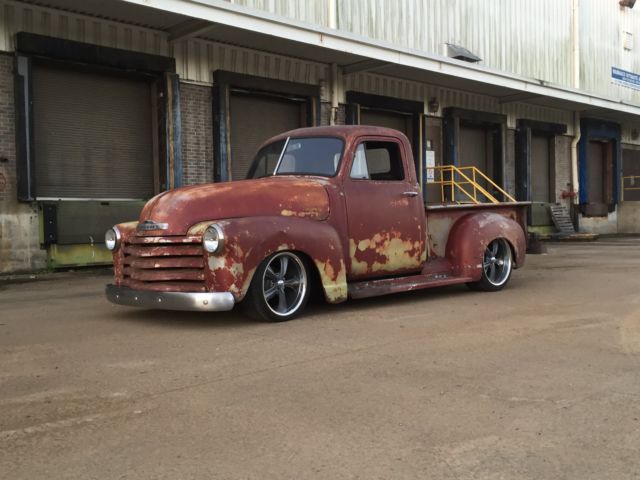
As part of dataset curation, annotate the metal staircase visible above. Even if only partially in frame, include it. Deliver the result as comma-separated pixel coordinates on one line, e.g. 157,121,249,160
548,204,576,234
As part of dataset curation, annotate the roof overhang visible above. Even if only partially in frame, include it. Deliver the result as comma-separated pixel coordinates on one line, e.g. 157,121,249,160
20,0,640,123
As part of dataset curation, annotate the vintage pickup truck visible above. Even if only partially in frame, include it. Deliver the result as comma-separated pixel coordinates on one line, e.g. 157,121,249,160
105,126,528,321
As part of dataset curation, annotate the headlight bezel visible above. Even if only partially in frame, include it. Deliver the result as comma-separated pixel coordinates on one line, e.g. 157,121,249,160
203,224,225,254
105,226,122,251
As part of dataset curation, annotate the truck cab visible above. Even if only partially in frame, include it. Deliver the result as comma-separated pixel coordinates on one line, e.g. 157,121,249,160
106,126,528,321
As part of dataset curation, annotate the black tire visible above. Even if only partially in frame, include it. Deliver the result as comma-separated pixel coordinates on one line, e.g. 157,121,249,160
242,251,310,322
467,238,513,292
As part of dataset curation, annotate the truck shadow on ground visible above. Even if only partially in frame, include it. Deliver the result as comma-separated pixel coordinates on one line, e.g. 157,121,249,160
110,281,521,329
109,308,257,329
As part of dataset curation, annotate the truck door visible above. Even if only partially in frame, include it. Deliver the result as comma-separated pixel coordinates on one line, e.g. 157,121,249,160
342,137,425,280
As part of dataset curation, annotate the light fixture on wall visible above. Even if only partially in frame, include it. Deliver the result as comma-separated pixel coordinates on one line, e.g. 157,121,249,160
428,98,440,114
620,0,636,8
631,128,639,140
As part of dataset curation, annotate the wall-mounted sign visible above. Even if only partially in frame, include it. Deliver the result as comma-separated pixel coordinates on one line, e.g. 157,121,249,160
612,67,640,91
426,150,436,183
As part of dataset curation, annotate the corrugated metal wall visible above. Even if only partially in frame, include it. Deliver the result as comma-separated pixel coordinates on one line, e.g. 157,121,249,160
228,0,330,27
336,0,573,87
580,0,640,105
0,0,167,55
172,38,328,86
345,71,575,133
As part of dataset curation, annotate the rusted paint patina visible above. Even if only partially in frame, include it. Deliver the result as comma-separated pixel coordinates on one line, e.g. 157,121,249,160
193,216,348,303
445,210,527,280
109,125,529,309
348,232,424,276
137,176,331,236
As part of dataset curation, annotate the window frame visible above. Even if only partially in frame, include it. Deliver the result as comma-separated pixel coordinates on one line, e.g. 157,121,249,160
348,138,407,183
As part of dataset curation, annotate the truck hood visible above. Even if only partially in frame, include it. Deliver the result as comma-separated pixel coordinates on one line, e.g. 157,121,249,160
137,176,331,235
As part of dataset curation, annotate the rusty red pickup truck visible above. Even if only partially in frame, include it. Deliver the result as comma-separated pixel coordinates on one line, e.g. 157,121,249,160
106,126,528,321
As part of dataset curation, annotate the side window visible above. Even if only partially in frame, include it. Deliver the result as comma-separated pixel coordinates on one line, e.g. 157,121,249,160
350,141,405,181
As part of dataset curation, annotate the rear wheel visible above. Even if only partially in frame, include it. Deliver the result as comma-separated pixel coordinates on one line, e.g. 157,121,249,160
243,251,310,322
467,238,513,292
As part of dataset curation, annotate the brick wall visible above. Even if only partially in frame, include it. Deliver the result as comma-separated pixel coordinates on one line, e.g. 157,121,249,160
180,83,214,186
320,102,346,126
0,53,46,273
0,54,14,203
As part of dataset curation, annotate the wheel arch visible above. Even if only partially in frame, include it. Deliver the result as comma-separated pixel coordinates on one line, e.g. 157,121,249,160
445,211,527,280
205,216,348,304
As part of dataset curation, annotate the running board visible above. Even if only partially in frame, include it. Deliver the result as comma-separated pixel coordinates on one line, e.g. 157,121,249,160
348,273,474,300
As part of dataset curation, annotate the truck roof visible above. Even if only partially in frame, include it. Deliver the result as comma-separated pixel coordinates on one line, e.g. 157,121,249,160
267,125,410,143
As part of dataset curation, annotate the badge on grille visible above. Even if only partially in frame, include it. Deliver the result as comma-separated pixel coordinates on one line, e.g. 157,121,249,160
137,220,169,231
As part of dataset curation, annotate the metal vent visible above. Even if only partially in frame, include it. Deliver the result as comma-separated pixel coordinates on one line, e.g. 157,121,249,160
445,43,482,63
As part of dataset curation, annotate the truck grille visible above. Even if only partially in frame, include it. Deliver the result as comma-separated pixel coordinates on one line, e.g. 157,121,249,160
121,236,206,292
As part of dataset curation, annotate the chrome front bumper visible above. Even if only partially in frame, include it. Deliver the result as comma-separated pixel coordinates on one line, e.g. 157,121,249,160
106,285,235,312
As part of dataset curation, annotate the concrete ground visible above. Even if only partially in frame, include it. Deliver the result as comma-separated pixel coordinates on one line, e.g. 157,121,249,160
1,238,640,479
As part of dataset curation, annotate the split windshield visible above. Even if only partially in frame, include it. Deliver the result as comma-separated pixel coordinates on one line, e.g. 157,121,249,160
246,137,344,179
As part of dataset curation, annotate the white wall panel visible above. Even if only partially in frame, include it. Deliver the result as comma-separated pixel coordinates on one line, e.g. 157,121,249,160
228,0,330,27
580,0,640,105
337,0,573,88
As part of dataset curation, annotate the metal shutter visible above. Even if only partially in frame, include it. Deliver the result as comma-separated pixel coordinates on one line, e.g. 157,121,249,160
229,93,302,180
32,65,154,199
360,109,409,137
531,134,551,202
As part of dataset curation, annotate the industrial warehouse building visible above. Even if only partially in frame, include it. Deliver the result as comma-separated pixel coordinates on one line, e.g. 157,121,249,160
0,0,639,273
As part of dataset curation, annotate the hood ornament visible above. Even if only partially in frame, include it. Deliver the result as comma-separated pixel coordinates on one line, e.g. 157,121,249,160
137,220,169,231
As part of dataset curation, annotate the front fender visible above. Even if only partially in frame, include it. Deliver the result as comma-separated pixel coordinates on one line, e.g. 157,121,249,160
193,217,348,304
445,212,527,281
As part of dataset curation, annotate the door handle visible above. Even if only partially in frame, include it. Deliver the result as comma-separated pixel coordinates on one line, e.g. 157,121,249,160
403,191,419,197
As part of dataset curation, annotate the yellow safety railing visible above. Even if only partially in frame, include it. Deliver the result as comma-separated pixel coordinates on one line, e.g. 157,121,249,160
622,175,640,201
427,165,517,204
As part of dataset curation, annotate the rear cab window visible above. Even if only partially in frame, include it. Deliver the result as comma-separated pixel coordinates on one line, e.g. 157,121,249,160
350,141,405,181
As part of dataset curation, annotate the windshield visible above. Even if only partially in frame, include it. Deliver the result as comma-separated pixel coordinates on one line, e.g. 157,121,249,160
246,137,344,179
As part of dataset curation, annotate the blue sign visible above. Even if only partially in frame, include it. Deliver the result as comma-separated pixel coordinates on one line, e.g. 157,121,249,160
611,67,640,91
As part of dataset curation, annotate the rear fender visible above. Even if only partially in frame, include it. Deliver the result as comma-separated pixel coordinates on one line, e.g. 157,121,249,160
445,212,527,281
194,217,348,304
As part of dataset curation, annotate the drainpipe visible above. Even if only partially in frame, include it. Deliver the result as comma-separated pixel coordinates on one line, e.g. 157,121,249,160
571,111,581,204
330,63,339,125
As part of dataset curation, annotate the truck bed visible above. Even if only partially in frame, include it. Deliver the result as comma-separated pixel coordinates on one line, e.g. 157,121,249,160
425,202,530,259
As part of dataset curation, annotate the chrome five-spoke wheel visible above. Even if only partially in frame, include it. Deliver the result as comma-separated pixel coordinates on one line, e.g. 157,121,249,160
468,238,513,291
244,251,310,322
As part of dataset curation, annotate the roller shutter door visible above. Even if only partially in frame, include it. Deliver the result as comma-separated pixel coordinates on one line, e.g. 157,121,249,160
360,109,411,138
587,141,605,204
459,125,489,173
531,134,551,202
623,149,640,201
32,65,154,199
229,93,303,180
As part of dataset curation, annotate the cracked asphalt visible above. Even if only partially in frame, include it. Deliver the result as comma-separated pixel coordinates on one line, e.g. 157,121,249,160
1,237,640,479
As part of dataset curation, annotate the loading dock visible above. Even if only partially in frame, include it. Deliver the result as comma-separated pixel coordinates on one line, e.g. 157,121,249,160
213,71,320,182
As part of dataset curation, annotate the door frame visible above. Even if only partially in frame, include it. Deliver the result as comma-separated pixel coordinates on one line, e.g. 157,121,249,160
442,108,507,188
212,70,321,182
14,32,179,201
577,118,621,214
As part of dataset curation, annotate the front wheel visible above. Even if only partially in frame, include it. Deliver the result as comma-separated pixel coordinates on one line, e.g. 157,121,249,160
467,238,513,292
243,251,310,322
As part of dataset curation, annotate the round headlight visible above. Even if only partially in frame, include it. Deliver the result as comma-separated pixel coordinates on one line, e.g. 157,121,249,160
105,227,121,251
203,224,224,254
